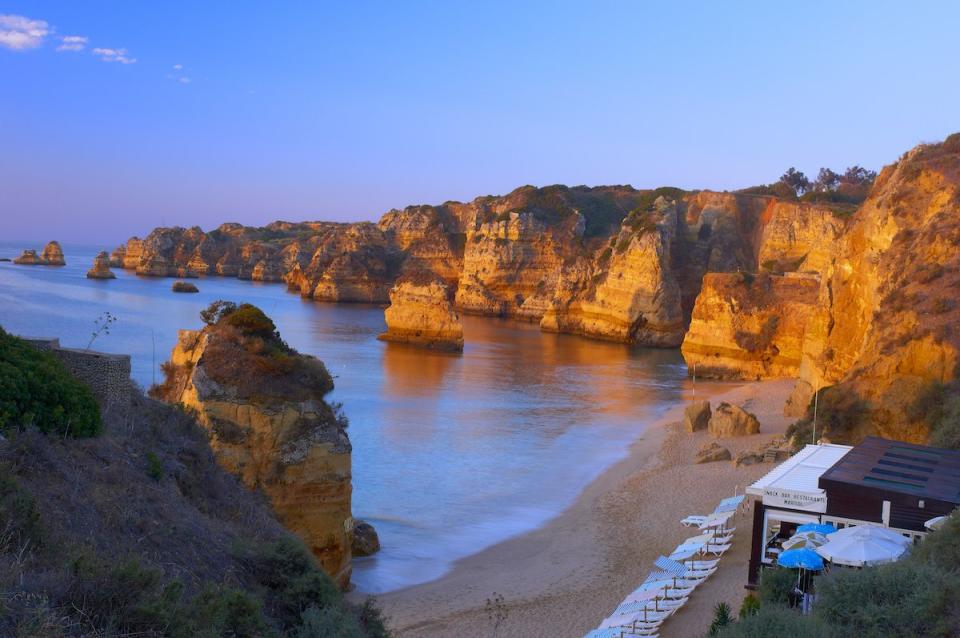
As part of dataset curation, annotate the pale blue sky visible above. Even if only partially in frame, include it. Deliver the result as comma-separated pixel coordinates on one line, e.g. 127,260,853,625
1,1,958,243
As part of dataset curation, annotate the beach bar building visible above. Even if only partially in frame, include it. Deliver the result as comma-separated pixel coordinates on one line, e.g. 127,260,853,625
745,437,960,587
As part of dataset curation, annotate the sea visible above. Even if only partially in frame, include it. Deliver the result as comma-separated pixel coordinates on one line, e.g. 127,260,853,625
0,242,695,593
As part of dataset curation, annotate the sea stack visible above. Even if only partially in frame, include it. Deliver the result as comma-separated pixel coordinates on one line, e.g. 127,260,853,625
13,249,43,265
379,275,464,351
41,241,65,265
86,251,117,279
151,302,355,588
171,281,199,293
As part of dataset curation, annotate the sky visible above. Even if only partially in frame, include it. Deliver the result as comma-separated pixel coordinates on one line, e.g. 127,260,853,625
1,1,959,244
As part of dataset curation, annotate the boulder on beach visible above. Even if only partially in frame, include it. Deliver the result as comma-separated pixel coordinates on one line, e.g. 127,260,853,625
734,450,764,467
684,400,712,432
86,251,117,279
708,402,760,437
172,281,199,293
351,519,381,556
696,441,732,464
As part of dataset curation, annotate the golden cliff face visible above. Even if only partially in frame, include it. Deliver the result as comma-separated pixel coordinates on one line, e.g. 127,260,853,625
457,210,579,320
542,198,684,346
681,272,820,379
755,201,844,275
379,276,464,351
154,313,354,587
792,139,960,442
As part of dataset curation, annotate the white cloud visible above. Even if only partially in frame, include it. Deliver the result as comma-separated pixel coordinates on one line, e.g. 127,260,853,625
0,14,50,50
172,63,182,70
56,35,88,52
178,76,190,84
93,46,136,64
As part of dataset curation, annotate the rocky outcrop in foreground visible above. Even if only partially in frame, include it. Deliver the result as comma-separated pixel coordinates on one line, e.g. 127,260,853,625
14,241,66,266
379,276,464,351
151,302,355,587
86,251,116,279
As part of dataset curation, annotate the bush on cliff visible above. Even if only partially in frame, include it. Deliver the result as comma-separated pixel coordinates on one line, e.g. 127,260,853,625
0,327,101,437
181,301,334,403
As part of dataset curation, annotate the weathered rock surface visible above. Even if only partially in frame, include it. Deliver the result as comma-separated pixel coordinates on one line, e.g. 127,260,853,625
681,272,821,379
733,450,764,467
696,441,732,464
86,251,116,279
755,201,844,275
350,519,380,557
542,197,685,345
709,403,760,437
152,306,354,587
790,137,960,443
41,241,65,265
172,281,199,293
14,241,66,266
684,400,712,432
13,249,43,265
379,276,464,351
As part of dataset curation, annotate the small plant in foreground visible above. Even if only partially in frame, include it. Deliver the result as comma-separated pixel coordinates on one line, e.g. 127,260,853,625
485,591,508,638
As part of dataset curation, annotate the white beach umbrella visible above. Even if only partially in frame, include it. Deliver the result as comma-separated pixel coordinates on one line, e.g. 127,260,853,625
815,525,909,567
924,516,947,531
781,530,827,550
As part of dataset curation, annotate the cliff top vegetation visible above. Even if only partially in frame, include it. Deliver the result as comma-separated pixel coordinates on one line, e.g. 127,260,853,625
0,358,384,637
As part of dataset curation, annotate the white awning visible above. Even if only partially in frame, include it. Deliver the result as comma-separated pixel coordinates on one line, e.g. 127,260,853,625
747,444,853,513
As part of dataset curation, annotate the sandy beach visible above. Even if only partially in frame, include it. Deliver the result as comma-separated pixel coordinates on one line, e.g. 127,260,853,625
364,378,797,638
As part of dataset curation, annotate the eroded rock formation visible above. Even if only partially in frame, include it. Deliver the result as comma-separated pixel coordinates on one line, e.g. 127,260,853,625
14,241,66,266
542,197,685,345
681,272,820,380
86,251,116,279
379,276,464,351
709,403,761,437
151,303,355,587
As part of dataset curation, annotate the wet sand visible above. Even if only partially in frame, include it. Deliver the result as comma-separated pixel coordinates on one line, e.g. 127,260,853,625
366,378,796,638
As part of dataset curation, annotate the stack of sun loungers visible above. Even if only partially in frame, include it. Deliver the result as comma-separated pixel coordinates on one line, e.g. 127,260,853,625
583,495,744,638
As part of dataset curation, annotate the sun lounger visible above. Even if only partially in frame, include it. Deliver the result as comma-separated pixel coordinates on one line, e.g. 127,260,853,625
614,596,688,616
704,543,732,556
680,558,720,571
680,515,708,527
599,609,673,629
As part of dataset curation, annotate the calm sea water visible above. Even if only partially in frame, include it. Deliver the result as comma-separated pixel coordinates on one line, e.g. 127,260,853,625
0,242,693,593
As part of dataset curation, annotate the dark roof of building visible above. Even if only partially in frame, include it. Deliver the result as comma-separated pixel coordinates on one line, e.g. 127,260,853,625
819,436,960,504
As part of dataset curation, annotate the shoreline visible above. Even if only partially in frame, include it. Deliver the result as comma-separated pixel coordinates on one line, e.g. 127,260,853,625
365,378,797,638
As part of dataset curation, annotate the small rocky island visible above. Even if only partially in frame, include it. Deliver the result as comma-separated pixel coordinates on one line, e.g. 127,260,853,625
171,280,199,293
86,251,116,279
379,275,464,351
13,241,65,266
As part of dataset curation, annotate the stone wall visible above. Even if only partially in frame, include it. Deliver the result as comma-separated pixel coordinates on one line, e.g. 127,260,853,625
21,337,132,406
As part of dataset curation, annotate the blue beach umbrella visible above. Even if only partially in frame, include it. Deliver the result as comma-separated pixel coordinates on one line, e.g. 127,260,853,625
797,523,838,535
777,547,825,570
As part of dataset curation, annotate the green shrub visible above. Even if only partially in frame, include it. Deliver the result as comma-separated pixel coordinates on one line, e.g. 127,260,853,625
0,328,101,437
717,605,823,637
0,467,44,550
739,593,761,619
146,451,163,482
225,304,281,342
812,561,960,637
757,567,795,607
929,390,960,450
709,601,733,636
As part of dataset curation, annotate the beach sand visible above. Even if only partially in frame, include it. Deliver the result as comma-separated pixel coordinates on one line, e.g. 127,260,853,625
365,378,797,638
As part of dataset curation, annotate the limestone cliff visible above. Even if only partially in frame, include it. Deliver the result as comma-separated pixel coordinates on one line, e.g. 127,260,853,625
541,197,685,346
790,136,960,442
379,275,464,351
86,251,116,279
681,272,820,379
755,201,844,275
151,303,354,587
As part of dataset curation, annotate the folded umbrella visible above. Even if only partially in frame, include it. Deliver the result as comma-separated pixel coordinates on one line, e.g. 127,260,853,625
796,523,838,535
